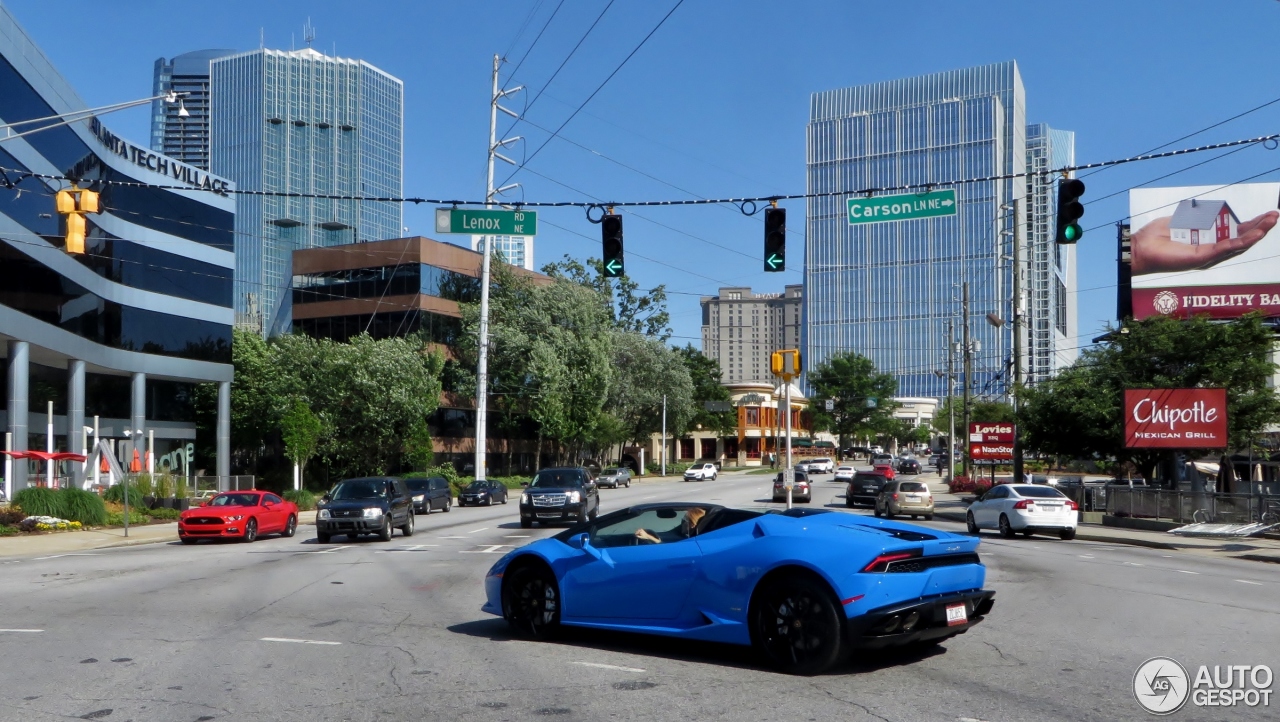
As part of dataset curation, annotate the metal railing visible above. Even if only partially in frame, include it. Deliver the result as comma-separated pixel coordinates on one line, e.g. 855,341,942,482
1105,488,1280,525
192,475,255,492
1058,486,1107,512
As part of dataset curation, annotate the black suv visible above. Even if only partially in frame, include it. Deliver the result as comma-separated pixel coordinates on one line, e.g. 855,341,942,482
316,477,415,543
405,476,452,514
846,471,889,507
519,467,599,528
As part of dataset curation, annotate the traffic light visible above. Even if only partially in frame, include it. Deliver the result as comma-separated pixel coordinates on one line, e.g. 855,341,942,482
764,206,785,272
1055,178,1085,244
601,213,624,277
55,187,100,254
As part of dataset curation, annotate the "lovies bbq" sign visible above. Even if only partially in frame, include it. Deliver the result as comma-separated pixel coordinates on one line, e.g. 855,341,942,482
969,422,1014,465
1124,388,1228,449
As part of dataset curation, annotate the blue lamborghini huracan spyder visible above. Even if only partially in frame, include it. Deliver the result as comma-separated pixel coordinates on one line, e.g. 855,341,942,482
482,503,995,674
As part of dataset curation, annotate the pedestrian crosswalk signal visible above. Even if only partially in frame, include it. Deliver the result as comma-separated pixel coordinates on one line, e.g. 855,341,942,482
764,206,785,272
602,213,624,277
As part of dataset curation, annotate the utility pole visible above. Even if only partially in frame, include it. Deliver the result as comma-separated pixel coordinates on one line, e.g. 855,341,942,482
947,320,956,483
961,282,971,480
474,54,523,481
661,394,667,477
1011,199,1024,484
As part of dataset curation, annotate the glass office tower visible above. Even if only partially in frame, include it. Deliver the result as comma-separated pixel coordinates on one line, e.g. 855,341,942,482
1026,124,1078,382
210,47,404,335
151,49,238,170
805,61,1026,400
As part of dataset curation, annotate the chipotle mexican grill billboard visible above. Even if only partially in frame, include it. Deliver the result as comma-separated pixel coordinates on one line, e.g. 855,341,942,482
1123,388,1228,449
1130,183,1280,320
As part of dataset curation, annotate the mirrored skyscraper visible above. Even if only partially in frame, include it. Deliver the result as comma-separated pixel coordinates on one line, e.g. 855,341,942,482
805,61,1034,400
210,47,403,335
151,49,238,170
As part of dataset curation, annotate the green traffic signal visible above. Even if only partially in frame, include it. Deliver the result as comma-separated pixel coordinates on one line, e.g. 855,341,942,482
1063,223,1082,242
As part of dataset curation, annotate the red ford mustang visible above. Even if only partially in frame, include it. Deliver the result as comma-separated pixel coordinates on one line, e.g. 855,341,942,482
178,490,298,544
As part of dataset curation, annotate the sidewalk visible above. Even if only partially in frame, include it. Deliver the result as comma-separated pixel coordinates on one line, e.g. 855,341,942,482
918,474,1280,564
0,511,317,559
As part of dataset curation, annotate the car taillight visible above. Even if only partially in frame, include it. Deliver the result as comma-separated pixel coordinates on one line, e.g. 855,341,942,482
891,493,899,500
862,549,923,573
1013,499,1033,509
1065,500,1079,511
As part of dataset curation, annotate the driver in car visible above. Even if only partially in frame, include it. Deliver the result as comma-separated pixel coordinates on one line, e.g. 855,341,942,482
634,507,706,544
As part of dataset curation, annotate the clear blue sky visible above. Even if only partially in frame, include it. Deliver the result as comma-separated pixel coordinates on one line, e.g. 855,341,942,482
9,0,1280,357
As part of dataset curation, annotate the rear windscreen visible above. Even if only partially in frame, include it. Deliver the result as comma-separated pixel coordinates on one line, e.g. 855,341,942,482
1014,486,1066,499
898,482,927,492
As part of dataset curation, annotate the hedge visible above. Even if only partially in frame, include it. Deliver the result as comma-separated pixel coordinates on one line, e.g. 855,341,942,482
10,487,107,526
283,489,318,510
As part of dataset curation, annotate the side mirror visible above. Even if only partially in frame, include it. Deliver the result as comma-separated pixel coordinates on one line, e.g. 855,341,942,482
264,501,274,508
568,532,589,550
199,501,207,507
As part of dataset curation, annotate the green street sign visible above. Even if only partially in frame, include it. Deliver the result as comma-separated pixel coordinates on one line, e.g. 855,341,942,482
765,252,783,270
847,189,956,226
435,208,538,236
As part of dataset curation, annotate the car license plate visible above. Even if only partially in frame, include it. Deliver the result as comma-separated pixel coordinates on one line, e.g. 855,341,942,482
537,512,561,519
905,494,919,501
946,603,968,626
1039,504,1061,512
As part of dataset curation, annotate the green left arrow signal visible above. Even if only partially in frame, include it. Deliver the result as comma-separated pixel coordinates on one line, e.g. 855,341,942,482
604,258,623,276
766,253,784,271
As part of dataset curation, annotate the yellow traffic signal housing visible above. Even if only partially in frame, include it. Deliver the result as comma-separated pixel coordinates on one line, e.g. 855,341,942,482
770,351,784,376
54,187,100,255
78,189,100,214
770,349,802,379
55,189,76,214
64,213,86,254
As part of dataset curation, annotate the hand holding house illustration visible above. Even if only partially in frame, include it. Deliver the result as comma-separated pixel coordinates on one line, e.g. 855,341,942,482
1168,199,1237,246
1131,207,1278,275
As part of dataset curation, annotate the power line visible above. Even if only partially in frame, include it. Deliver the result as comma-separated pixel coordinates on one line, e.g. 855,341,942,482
501,0,549,65
503,0,567,83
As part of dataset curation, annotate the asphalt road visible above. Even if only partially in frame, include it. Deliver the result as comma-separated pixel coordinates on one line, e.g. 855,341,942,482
0,470,1276,722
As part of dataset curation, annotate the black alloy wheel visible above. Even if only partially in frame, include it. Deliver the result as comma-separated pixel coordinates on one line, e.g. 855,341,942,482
282,515,297,538
378,516,393,542
998,514,1015,539
750,574,844,675
241,518,258,543
966,512,979,534
520,518,533,529
443,498,451,512
1060,528,1076,540
502,563,561,639
317,531,331,544
401,510,414,537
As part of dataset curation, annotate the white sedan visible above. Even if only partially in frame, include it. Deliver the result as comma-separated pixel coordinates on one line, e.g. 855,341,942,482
833,465,856,482
965,484,1078,540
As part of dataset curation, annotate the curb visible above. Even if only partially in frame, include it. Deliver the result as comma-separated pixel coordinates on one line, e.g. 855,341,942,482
0,519,319,557
935,509,1178,550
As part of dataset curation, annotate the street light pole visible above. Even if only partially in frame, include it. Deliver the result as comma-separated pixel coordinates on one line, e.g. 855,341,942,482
1011,199,1025,484
961,282,972,480
947,320,957,483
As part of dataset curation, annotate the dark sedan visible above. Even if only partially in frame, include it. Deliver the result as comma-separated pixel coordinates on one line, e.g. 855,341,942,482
459,479,508,506
846,471,889,507
896,458,921,475
405,476,452,514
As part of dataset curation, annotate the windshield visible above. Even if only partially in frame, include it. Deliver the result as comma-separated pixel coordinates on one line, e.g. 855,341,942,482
1014,486,1067,499
331,480,387,500
601,468,619,475
210,493,259,507
530,470,584,488
465,481,489,491
404,479,431,492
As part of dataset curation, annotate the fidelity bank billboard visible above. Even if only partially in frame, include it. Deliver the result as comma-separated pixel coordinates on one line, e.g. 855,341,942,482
1130,183,1280,320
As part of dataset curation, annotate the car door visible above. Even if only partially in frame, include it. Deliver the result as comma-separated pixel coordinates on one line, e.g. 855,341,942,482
490,481,504,503
430,478,448,509
972,486,1006,527
559,507,703,620
388,479,409,525
262,493,286,532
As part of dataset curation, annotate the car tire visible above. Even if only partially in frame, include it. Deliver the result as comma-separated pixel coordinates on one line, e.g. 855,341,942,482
502,494,508,504
750,572,844,676
998,514,1015,539
873,505,881,517
443,498,451,512
377,517,393,542
401,511,414,537
502,562,561,640
317,531,331,544
520,518,533,529
1021,529,1034,537
885,509,895,520
240,518,258,543
180,536,197,545
282,515,297,538
966,512,979,534
588,505,599,521
1060,528,1076,541
924,514,933,521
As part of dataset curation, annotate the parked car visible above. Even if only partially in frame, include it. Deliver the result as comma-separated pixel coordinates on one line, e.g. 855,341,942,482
596,467,632,489
834,465,857,482
404,476,452,514
966,483,1078,540
459,479,508,506
871,453,894,465
896,458,921,475
875,480,934,520
683,462,718,482
485,503,995,675
846,471,889,507
772,471,812,503
872,462,897,481
178,490,299,544
519,467,600,528
316,477,415,543
805,458,834,474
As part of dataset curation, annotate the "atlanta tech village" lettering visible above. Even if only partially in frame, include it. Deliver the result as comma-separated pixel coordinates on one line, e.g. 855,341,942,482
89,117,230,196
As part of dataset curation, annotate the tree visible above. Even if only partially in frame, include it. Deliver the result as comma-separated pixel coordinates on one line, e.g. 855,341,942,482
1020,313,1280,478
280,399,323,480
806,352,900,445
403,420,435,472
677,345,736,436
606,332,695,444
542,255,672,340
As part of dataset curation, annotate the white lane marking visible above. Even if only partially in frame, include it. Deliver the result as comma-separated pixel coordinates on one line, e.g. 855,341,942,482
1160,555,1173,558
460,545,513,554
32,553,99,560
260,637,341,645
438,536,468,539
468,528,490,534
307,545,352,554
0,629,44,633
1175,570,1199,575
1235,579,1263,585
375,544,440,553
572,661,645,673
1077,555,1095,559
505,535,532,538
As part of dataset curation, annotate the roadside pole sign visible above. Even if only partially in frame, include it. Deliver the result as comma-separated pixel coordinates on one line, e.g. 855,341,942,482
847,189,957,226
825,399,834,411
783,469,795,488
969,422,1014,465
435,208,538,236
